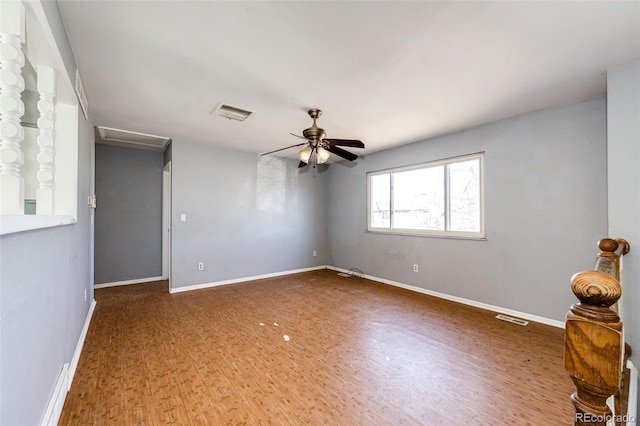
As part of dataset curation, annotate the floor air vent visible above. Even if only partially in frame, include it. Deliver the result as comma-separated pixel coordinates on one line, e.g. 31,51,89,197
495,314,529,326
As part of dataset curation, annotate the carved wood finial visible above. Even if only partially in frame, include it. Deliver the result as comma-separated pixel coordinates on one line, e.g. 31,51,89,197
616,239,630,256
595,238,627,281
598,238,619,254
570,270,621,308
565,238,630,426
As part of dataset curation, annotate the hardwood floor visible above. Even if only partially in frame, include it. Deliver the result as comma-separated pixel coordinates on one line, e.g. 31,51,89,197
60,270,574,425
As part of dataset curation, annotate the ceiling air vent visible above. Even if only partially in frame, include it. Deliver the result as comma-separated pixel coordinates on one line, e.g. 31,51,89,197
96,126,171,151
211,103,253,121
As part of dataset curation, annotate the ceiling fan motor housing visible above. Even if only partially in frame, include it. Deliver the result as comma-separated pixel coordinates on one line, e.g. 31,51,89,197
303,108,325,144
302,127,325,144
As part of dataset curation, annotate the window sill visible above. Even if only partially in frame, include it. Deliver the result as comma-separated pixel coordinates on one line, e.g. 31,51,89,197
367,228,486,241
0,215,77,236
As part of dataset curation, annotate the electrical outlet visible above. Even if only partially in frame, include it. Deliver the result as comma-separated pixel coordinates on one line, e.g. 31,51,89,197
198,262,204,271
313,250,317,257
413,264,419,272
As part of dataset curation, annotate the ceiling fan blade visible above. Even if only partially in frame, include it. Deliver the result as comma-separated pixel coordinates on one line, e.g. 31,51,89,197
289,133,309,141
323,138,365,148
298,161,308,168
260,142,307,156
327,145,358,161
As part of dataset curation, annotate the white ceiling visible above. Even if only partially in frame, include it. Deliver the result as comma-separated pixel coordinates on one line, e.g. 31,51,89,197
57,1,639,159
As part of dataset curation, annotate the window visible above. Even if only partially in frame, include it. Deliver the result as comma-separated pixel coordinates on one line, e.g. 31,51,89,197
367,153,484,238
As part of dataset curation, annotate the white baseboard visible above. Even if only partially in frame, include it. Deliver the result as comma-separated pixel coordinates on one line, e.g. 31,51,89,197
68,299,96,390
627,360,638,426
40,298,96,426
171,265,564,328
40,363,68,426
326,266,565,329
170,266,326,294
95,276,164,289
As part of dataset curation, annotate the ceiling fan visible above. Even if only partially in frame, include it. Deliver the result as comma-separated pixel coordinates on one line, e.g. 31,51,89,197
261,108,365,168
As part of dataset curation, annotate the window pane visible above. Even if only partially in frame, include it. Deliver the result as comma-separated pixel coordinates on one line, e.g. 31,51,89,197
370,174,390,228
449,159,480,232
393,166,444,230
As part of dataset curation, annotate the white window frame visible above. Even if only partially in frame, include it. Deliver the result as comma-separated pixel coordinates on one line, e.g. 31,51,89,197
367,153,485,240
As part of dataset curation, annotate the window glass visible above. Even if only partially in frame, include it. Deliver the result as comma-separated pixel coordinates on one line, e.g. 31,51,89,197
367,153,484,238
370,173,390,228
393,166,444,230
448,159,481,232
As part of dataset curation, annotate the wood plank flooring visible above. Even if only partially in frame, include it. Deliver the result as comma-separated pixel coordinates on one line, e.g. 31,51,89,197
60,270,574,425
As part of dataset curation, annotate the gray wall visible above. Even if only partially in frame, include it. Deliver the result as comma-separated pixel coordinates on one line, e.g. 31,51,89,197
327,97,608,323
0,88,94,426
0,5,95,425
95,144,163,284
607,59,639,411
170,141,328,289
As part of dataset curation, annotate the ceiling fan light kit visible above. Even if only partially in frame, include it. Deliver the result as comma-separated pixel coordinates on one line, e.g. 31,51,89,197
299,146,313,163
261,108,365,168
316,146,330,164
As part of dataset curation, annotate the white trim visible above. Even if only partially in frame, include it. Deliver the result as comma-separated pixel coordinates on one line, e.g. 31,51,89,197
40,298,96,426
68,299,96,390
75,69,89,119
169,266,326,294
0,214,76,235
326,265,565,329
162,162,171,283
40,363,68,426
52,103,78,217
94,276,164,289
627,360,638,426
97,126,171,145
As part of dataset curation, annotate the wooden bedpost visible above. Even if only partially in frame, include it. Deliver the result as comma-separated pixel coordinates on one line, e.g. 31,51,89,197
564,238,630,426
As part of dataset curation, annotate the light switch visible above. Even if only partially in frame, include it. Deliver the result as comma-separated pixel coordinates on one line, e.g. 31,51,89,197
180,214,186,222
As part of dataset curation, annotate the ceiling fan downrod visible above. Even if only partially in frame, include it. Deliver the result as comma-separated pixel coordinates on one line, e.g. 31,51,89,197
302,109,326,142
